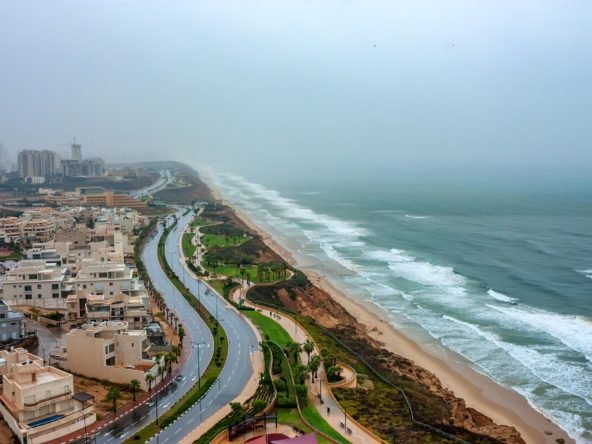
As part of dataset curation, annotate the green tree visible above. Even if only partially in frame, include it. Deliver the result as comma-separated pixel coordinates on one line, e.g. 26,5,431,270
178,325,185,347
303,339,314,363
106,386,121,413
308,354,321,380
229,402,243,421
129,379,141,402
145,373,155,391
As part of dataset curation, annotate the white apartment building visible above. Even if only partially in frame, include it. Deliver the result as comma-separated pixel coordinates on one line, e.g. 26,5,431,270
74,262,144,298
0,348,95,444
60,321,157,390
0,261,73,309
66,291,149,329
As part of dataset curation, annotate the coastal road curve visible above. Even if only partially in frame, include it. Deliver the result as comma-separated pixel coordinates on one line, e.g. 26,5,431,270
155,209,260,443
78,218,213,444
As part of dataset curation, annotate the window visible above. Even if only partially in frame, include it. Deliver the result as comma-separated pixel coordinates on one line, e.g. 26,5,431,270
25,295,32,300
0,314,5,319
52,293,59,299
38,294,42,299
109,282,113,286
24,285,32,292
37,284,42,290
52,283,59,290
105,356,115,366
82,284,87,289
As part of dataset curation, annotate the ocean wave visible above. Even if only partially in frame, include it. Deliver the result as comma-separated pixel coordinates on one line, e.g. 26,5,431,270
487,304,592,363
405,214,432,219
487,289,518,303
366,248,466,289
576,269,592,280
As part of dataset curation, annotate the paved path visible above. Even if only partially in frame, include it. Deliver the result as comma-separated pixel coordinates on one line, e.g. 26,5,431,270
230,288,382,444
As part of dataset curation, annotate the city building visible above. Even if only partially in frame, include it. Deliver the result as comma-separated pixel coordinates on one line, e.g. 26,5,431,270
0,348,95,444
0,260,73,309
82,191,147,209
17,150,57,178
0,300,25,341
71,142,81,161
0,217,57,243
65,291,149,329
73,262,144,298
60,321,157,390
60,159,81,177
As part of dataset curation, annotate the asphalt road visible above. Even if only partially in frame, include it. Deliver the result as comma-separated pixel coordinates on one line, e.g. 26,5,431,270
86,218,213,444
131,169,172,198
147,209,259,444
87,208,258,444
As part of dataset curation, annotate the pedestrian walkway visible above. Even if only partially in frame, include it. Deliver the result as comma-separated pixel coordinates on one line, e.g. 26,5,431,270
230,287,382,444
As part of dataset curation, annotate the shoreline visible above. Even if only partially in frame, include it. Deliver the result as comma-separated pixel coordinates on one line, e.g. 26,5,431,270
204,177,573,444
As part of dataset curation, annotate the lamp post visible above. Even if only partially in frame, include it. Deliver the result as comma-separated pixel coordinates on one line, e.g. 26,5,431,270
344,406,347,432
191,341,205,388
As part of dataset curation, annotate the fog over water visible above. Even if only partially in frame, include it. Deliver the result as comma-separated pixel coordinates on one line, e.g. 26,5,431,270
1,0,591,187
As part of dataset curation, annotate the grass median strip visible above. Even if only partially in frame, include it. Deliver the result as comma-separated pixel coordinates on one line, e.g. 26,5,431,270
125,218,228,443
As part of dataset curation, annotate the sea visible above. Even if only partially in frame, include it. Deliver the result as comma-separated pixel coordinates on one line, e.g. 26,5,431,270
203,169,592,443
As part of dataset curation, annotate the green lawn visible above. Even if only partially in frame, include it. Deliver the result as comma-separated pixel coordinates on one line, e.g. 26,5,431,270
191,217,210,227
244,311,293,347
207,264,262,282
182,232,196,258
202,233,250,248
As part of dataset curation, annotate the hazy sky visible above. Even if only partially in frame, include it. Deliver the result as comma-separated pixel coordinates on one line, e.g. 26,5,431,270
1,1,591,182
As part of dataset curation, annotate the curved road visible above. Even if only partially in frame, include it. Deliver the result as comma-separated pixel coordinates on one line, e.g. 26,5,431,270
131,169,172,198
152,209,260,443
75,207,258,444
89,219,214,444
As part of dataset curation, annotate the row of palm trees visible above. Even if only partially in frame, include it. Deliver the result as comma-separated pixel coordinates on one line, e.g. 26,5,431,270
105,348,182,414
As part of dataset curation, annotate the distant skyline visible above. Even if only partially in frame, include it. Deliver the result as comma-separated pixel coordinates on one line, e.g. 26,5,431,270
1,1,591,185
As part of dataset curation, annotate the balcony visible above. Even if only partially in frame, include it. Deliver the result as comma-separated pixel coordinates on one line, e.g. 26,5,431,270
24,389,72,408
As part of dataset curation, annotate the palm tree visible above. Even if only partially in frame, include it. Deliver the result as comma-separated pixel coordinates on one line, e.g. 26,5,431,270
129,379,141,402
145,373,155,391
157,361,165,382
171,345,180,363
308,355,321,380
106,386,121,413
178,325,185,347
303,339,314,364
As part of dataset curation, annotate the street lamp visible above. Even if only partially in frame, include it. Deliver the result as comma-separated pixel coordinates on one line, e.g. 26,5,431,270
191,341,205,388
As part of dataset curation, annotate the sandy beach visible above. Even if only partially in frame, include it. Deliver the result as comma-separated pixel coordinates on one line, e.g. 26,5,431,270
206,180,573,444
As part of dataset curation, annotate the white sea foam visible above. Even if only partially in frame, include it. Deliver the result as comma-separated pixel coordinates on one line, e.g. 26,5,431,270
576,269,592,280
487,289,518,303
488,304,592,363
405,214,431,219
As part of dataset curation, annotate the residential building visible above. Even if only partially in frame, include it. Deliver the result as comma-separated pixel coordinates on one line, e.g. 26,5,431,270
0,218,22,243
17,150,57,178
60,321,157,390
0,261,73,309
65,291,149,329
24,247,62,266
0,300,25,341
73,262,144,298
60,159,81,177
21,219,56,242
0,348,95,444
